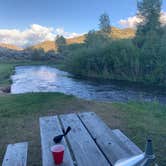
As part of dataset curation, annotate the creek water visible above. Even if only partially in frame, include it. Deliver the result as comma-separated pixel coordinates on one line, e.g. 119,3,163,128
11,66,166,104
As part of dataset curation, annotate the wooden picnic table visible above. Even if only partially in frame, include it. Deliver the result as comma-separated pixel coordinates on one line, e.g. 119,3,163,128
39,112,142,166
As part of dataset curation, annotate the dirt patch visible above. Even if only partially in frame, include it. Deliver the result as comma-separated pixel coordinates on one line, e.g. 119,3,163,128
0,86,10,95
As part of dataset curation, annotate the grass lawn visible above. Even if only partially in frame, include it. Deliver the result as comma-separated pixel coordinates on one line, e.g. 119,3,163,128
0,64,14,87
0,93,165,165
0,62,165,165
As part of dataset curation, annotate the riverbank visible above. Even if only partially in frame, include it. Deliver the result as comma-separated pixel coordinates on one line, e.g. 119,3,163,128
0,93,165,165
0,64,13,94
0,61,57,94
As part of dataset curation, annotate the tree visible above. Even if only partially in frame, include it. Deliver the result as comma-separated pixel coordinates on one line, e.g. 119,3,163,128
55,35,66,52
31,48,45,61
99,13,111,34
134,0,162,48
133,0,163,79
85,30,110,48
84,30,96,47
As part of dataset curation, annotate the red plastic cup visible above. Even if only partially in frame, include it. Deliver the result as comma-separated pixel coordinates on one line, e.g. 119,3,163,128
51,144,65,165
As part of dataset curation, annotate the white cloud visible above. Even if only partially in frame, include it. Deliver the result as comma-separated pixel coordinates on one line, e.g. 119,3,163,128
0,24,82,48
119,12,166,28
119,16,142,28
55,28,84,38
160,11,166,26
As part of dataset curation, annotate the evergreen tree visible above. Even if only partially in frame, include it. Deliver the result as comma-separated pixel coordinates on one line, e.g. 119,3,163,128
84,30,96,47
135,0,162,48
99,13,111,34
55,35,66,52
134,0,163,79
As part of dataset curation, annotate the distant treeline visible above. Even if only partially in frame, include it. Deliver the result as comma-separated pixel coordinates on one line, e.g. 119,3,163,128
56,0,166,86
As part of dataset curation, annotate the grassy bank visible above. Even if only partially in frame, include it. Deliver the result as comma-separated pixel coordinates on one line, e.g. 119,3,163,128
0,61,57,88
0,93,165,165
0,64,14,87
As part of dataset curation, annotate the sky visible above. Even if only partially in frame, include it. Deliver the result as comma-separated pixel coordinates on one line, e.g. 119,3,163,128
0,0,166,47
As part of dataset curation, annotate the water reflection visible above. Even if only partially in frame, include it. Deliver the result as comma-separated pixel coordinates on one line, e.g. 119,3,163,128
11,66,166,104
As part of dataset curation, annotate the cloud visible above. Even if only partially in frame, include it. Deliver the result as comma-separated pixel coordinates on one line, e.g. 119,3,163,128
160,11,166,26
119,16,142,28
55,28,83,38
119,12,166,28
0,24,82,48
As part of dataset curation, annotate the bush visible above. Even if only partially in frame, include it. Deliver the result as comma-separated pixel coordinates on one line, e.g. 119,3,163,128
64,39,140,81
61,28,166,86
30,48,46,61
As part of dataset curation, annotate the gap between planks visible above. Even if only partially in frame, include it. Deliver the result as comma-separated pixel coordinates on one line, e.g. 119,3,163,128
60,113,110,166
58,115,78,166
76,113,112,166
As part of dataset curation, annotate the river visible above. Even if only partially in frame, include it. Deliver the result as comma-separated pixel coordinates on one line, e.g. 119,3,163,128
11,66,166,104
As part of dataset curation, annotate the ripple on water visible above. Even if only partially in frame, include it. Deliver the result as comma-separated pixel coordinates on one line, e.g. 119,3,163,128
11,66,166,104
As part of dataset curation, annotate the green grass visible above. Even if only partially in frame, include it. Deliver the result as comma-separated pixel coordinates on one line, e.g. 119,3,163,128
0,93,77,117
0,64,14,87
113,101,166,165
0,62,165,165
0,93,165,165
0,61,57,87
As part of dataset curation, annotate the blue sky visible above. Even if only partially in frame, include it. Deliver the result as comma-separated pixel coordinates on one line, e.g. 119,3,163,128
0,0,166,47
0,0,165,32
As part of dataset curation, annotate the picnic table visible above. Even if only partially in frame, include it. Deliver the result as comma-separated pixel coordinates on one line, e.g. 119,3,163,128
40,112,142,166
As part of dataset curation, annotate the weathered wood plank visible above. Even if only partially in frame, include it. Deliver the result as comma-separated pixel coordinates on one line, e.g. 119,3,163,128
60,113,110,166
112,129,143,155
78,112,138,165
2,142,28,166
39,116,74,166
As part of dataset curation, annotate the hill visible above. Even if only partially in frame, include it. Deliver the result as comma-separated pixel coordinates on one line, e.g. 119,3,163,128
0,43,22,51
30,27,135,52
0,27,135,52
31,35,85,52
111,27,135,39
67,35,85,44
30,40,57,52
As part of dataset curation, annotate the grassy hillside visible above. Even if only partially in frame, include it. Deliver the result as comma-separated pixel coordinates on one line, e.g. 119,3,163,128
111,27,135,39
67,35,85,44
31,27,135,52
31,35,85,52
30,40,57,52
0,43,22,51
0,27,135,52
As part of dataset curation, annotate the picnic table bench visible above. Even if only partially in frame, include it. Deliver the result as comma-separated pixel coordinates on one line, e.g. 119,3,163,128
40,112,142,166
2,142,28,166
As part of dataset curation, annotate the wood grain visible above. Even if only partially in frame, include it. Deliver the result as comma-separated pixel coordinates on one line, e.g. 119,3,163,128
60,113,109,166
2,142,28,166
78,112,137,165
112,129,143,155
40,116,74,166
